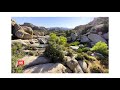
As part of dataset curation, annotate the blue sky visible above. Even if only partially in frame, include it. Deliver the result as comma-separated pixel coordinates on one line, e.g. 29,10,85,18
12,17,94,28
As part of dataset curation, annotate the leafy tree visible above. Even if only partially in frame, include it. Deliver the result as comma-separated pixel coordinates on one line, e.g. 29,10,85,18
44,33,67,63
59,36,67,45
91,41,108,55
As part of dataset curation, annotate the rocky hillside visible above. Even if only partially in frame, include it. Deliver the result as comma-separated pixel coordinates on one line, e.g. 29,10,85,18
21,23,48,31
70,17,108,47
11,17,109,73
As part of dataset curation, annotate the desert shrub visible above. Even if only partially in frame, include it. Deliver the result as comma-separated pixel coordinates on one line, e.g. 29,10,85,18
25,44,37,50
12,42,23,55
65,30,72,37
70,41,80,46
75,52,96,61
44,33,68,63
77,48,82,53
12,42,25,73
100,57,108,68
48,33,58,44
66,49,74,57
87,51,93,55
59,36,67,45
77,47,90,53
12,55,23,73
44,44,64,63
82,47,90,52
75,53,85,61
83,53,96,61
65,43,70,47
90,65,103,73
57,33,66,37
91,41,108,56
48,33,67,46
28,51,34,56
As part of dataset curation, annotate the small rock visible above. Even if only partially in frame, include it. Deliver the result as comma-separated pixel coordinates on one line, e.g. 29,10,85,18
70,46,79,51
79,44,84,48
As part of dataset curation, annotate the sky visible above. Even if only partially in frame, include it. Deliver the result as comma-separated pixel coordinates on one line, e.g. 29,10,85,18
12,17,94,28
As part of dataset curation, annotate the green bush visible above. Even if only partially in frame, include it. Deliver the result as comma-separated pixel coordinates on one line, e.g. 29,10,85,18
48,33,58,44
45,33,69,63
75,52,96,61
77,48,82,53
75,53,84,60
12,42,25,73
65,43,70,47
77,47,90,53
49,33,67,46
91,41,108,56
67,49,74,57
87,51,93,55
65,30,73,37
44,44,64,63
59,36,67,45
70,41,80,46
83,53,96,61
82,47,90,52
12,42,23,55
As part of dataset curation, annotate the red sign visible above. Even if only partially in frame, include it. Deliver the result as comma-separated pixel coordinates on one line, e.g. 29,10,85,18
18,60,24,66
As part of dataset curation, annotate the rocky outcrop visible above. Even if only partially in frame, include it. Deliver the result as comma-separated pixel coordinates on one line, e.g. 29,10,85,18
71,33,77,41
88,17,108,26
80,35,90,42
70,17,109,47
78,60,88,72
11,19,33,40
20,56,50,69
15,30,33,39
66,58,83,73
103,33,108,40
23,63,72,73
91,52,105,59
21,23,47,31
12,39,31,46
88,34,107,43
37,36,49,44
64,56,83,73
38,38,48,44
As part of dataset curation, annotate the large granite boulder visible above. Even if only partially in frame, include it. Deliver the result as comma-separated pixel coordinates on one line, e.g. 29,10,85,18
88,34,107,43
23,63,72,73
103,33,108,40
71,33,77,41
19,56,50,69
64,56,83,73
11,19,33,39
78,60,88,72
80,35,90,42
